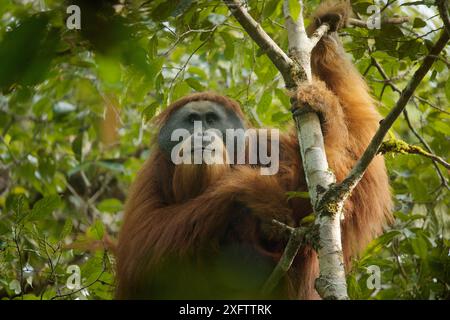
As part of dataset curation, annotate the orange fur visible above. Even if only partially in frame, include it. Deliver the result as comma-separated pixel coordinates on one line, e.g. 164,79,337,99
116,0,392,299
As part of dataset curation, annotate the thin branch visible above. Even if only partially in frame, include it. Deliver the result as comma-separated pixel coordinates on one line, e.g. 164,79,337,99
310,24,331,48
168,33,213,99
161,28,218,56
381,0,397,13
50,251,109,300
262,227,306,294
348,16,410,28
414,95,450,115
373,56,450,115
391,238,409,281
379,138,450,170
224,0,293,86
271,218,296,233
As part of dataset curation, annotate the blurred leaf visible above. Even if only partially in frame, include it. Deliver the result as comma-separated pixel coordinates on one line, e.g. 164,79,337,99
60,218,73,239
286,191,310,200
30,195,61,219
410,234,429,259
445,80,450,102
72,133,83,162
288,0,301,21
87,220,105,240
256,91,272,115
0,13,59,90
413,18,427,28
97,198,123,213
185,78,205,91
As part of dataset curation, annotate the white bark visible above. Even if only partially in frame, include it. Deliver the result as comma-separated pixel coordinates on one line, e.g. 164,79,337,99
284,0,348,300
224,0,349,299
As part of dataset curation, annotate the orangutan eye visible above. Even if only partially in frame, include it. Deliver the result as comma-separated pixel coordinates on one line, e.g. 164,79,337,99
206,112,218,124
187,113,200,123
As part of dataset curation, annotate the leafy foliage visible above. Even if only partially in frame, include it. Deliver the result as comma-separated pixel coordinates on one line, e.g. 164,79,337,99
0,0,448,299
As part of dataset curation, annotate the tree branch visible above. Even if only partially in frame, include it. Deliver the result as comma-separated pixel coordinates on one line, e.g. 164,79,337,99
379,138,450,170
223,0,293,86
262,226,307,294
348,16,410,28
437,0,450,36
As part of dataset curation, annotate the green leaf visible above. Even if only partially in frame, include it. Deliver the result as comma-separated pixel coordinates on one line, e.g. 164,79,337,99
271,111,291,123
87,220,105,240
352,2,372,14
300,214,315,225
60,218,73,239
262,0,281,19
185,78,205,91
172,81,191,101
188,66,207,79
96,55,122,84
72,133,83,162
288,0,301,21
221,32,235,60
362,230,402,257
274,88,290,109
98,198,123,213
30,195,61,219
256,91,273,115
149,35,158,58
398,40,423,59
96,161,125,172
6,194,29,217
410,234,429,259
148,57,164,80
143,102,159,121
286,191,310,200
432,121,450,135
413,18,427,28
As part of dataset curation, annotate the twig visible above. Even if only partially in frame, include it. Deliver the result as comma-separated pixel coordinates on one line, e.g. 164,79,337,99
161,28,219,57
414,95,450,115
379,138,450,170
373,56,449,115
381,0,397,13
168,26,219,100
66,182,100,221
391,238,409,281
223,0,293,87
348,16,410,28
50,251,109,300
262,227,306,294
